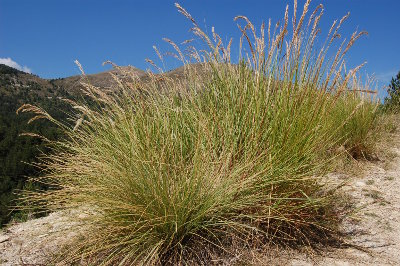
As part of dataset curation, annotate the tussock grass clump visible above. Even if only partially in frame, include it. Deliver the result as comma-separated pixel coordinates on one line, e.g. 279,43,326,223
329,91,379,159
19,0,379,264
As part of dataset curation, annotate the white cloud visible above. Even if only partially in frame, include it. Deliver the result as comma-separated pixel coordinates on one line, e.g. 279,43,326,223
0,57,32,73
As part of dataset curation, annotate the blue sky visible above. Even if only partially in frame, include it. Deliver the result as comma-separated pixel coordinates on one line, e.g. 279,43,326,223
0,0,399,97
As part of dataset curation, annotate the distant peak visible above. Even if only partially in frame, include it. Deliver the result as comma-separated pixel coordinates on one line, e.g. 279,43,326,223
106,65,146,75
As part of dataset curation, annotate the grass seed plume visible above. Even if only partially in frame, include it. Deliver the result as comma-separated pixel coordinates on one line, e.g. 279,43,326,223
18,0,379,264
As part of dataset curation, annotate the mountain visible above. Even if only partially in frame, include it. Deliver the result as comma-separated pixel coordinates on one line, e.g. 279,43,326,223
50,65,147,93
0,62,211,226
0,63,151,226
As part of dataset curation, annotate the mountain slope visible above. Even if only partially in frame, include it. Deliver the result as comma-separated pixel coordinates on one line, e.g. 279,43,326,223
0,64,71,226
0,64,148,226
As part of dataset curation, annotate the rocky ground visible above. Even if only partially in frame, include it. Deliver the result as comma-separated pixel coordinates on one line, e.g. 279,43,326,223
263,124,400,265
0,209,87,265
1,127,400,265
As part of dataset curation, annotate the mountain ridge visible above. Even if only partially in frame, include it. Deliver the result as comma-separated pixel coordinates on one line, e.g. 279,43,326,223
0,62,205,226
0,63,149,226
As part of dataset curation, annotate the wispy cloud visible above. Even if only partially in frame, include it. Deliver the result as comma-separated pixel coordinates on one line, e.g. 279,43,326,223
0,57,32,73
376,70,398,84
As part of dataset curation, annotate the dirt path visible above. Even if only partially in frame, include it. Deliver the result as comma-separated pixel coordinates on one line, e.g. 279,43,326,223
1,129,400,265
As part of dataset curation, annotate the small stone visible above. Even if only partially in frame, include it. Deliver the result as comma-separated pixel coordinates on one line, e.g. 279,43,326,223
354,181,366,187
0,235,10,243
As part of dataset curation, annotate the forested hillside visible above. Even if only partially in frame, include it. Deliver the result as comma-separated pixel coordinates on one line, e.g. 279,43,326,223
0,63,149,226
0,64,71,225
